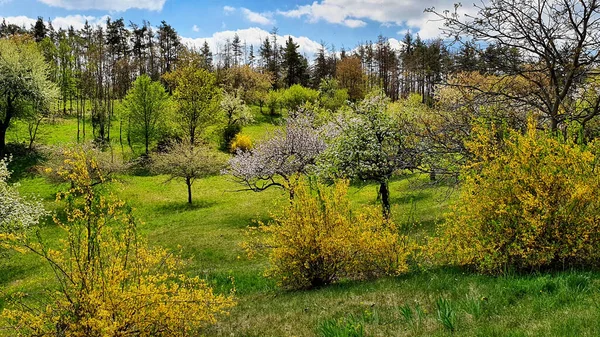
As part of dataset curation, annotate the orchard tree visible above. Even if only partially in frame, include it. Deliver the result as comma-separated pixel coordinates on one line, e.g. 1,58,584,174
123,75,170,155
227,112,326,198
320,93,418,217
164,67,222,145
430,0,600,131
0,36,57,155
152,141,225,204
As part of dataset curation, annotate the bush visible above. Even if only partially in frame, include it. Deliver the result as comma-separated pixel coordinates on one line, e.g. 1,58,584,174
229,134,253,153
281,84,319,111
435,120,600,273
244,180,410,289
3,148,235,336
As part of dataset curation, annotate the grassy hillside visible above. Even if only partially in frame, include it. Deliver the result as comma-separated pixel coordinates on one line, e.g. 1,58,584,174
2,114,600,337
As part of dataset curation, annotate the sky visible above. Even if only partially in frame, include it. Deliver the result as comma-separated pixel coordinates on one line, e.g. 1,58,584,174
0,0,479,57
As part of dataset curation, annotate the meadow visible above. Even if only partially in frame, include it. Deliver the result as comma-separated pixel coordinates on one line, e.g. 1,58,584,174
3,113,600,337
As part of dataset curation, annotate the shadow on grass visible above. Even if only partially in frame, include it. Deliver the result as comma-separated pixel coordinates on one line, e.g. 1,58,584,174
389,192,430,205
155,200,218,213
5,144,47,182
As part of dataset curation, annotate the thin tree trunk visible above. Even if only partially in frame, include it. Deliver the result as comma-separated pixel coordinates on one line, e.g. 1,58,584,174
186,178,193,204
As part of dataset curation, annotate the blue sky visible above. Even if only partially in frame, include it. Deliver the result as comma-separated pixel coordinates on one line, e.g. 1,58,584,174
0,0,476,56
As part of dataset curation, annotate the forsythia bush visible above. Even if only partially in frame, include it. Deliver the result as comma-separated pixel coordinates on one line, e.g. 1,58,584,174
229,134,253,153
2,149,235,336
245,180,410,289
436,120,600,273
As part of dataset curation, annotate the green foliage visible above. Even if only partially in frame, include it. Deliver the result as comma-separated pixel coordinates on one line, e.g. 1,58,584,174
163,66,222,145
244,180,410,290
436,297,457,332
317,316,366,337
123,75,171,155
319,79,349,112
281,85,319,111
436,120,600,273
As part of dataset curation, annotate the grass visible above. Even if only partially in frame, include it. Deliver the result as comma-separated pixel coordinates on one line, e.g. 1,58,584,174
3,113,600,336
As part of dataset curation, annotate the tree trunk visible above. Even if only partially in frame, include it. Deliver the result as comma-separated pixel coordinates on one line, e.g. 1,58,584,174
0,96,14,156
186,178,193,204
0,123,7,157
379,181,390,218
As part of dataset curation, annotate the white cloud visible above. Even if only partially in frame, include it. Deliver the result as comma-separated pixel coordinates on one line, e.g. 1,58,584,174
223,5,235,14
181,27,321,58
192,24,200,32
278,0,479,38
0,0,13,5
1,14,109,31
37,0,165,11
343,19,366,28
241,8,275,26
0,16,36,29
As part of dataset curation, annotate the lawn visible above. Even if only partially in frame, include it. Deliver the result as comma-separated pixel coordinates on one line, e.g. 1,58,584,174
2,113,600,337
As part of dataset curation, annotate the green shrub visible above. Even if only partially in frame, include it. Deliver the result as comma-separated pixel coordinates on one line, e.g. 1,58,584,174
281,84,319,111
244,180,411,289
435,120,600,273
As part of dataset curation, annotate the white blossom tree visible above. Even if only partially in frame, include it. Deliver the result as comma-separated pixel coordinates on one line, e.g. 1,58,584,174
226,112,326,198
319,93,419,217
0,158,46,246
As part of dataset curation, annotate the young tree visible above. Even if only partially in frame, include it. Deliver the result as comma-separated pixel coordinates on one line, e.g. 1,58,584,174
164,67,222,145
123,75,170,155
0,36,57,155
320,93,418,217
227,112,326,198
152,141,224,204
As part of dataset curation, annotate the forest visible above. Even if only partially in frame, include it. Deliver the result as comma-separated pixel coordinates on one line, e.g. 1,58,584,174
2,0,600,336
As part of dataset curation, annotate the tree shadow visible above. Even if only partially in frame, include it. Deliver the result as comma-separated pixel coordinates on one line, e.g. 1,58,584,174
5,144,47,182
155,200,218,213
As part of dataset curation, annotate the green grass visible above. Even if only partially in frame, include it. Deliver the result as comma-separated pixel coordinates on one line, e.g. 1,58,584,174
3,114,600,336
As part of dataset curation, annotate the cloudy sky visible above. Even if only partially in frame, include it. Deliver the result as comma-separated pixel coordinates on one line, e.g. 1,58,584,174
0,0,477,56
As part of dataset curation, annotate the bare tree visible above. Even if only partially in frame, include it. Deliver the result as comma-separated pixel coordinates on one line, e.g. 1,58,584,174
152,141,224,204
429,0,600,131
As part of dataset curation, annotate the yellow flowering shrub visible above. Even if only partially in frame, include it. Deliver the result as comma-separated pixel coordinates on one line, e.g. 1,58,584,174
2,149,235,336
229,134,253,153
435,120,600,273
245,180,410,289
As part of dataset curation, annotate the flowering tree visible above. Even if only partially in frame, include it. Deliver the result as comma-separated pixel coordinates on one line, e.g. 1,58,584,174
0,158,46,248
226,112,326,198
320,93,419,217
